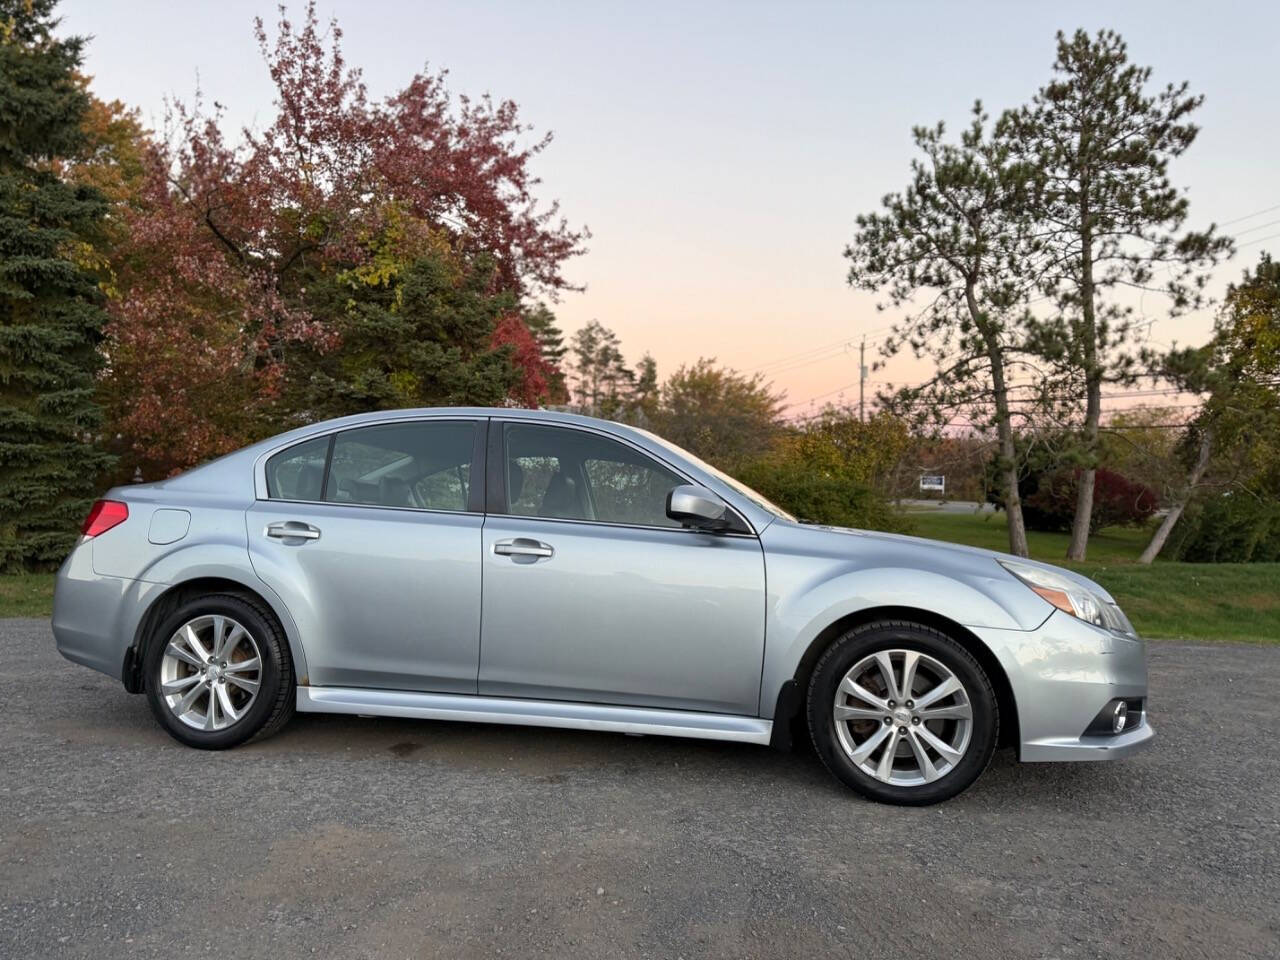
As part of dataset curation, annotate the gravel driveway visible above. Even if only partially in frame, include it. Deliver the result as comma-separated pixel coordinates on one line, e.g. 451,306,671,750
2,619,1277,959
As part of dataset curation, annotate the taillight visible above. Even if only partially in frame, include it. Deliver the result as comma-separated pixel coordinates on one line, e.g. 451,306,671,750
82,499,129,537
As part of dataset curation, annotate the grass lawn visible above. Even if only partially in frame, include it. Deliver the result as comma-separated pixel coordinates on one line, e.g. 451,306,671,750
906,508,1280,645
4,511,1275,644
0,572,55,618
902,509,1151,564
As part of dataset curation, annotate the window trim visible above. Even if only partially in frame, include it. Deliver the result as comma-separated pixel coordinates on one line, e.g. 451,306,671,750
488,419,756,537
257,416,486,517
262,433,331,501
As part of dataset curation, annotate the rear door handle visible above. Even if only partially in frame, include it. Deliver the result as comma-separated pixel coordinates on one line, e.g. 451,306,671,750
265,521,321,542
493,537,554,559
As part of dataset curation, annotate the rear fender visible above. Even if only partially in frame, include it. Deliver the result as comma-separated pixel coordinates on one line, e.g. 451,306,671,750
129,543,310,686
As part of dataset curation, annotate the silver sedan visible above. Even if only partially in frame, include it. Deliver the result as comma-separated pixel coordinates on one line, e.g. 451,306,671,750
52,407,1152,804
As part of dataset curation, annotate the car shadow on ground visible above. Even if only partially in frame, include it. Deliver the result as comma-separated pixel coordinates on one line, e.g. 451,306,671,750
65,681,1141,813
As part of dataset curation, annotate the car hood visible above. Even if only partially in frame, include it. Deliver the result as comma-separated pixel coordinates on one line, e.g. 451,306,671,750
789,521,1117,604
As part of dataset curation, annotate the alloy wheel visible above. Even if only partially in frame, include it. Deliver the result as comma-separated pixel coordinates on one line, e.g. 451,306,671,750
159,615,263,731
832,648,973,787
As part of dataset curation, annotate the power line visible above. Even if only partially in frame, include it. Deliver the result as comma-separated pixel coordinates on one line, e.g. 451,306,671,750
783,381,1218,423
1221,202,1280,227
782,378,863,411
757,344,859,380
748,336,860,374
1239,231,1280,250
748,324,894,374
1235,217,1280,237
748,337,853,373
758,203,1280,404
864,378,1205,398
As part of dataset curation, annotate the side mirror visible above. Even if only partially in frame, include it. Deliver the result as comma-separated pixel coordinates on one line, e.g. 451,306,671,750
666,484,728,530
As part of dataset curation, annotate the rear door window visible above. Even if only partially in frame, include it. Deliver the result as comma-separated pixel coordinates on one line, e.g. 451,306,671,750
264,420,479,512
325,421,478,511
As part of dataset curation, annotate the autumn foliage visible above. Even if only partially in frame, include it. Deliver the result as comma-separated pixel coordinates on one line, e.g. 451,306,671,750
98,2,584,477
1022,467,1158,534
491,314,555,407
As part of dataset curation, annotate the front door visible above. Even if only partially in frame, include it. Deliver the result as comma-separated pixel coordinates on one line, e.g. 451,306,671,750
478,421,766,715
248,418,485,692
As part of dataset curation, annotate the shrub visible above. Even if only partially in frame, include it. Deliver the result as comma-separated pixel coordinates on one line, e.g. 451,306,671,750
1166,493,1280,563
736,447,910,533
737,458,910,532
731,411,911,533
1021,467,1158,533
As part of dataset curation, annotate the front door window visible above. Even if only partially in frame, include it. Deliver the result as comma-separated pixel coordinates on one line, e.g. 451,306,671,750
503,423,682,527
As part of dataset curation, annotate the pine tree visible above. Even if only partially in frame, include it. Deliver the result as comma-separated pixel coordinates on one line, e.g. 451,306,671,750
0,0,113,570
1000,30,1230,560
524,304,569,403
631,353,659,425
846,104,1041,558
569,320,635,418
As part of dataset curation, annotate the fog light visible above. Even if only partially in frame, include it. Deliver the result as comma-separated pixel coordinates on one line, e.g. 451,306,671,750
1112,701,1128,734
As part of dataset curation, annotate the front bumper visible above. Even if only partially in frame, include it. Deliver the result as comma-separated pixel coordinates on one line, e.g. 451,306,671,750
972,609,1155,763
1018,716,1155,762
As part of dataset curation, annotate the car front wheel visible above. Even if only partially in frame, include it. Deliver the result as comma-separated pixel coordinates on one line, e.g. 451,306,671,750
143,593,294,749
807,620,998,805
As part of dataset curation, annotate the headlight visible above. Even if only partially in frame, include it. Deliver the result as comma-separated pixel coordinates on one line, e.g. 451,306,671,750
998,560,1134,636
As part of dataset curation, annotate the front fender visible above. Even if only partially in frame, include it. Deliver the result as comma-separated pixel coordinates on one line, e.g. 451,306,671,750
757,521,1052,717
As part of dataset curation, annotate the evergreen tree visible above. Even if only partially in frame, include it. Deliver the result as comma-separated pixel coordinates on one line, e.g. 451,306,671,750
524,303,569,402
569,320,634,418
1000,30,1230,559
631,353,659,425
0,0,113,570
846,104,1041,557
289,247,527,421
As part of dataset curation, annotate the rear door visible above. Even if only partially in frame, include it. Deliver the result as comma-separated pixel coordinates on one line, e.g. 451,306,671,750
248,418,486,692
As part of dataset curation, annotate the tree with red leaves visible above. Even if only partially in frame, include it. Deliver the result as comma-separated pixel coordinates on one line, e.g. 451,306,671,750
491,314,555,408
101,2,584,477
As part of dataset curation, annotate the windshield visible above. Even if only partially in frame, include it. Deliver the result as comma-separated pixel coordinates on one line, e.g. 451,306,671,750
635,428,797,522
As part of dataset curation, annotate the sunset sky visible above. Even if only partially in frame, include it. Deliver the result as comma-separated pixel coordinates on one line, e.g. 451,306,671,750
63,0,1280,417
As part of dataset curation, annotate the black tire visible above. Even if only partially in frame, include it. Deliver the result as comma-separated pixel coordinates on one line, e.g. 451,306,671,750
807,620,998,806
143,593,295,749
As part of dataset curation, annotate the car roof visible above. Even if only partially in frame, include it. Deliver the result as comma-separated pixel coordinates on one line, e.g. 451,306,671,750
254,406,657,453
133,407,778,533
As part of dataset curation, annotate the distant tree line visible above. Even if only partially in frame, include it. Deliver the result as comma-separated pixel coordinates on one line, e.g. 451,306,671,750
561,318,913,533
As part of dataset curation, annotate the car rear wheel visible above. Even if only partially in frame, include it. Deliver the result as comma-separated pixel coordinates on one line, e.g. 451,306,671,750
143,594,294,749
807,620,998,805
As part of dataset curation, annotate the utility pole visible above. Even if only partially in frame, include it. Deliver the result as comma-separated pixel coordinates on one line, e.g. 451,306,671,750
858,336,867,422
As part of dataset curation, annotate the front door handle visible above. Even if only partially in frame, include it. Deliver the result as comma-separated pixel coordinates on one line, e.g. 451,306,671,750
493,537,554,559
265,521,321,542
